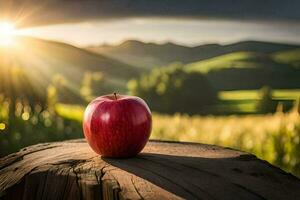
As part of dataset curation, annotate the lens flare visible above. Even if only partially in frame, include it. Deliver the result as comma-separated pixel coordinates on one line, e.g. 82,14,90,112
0,22,17,47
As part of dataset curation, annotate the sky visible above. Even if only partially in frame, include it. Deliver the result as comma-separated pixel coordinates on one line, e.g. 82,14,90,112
2,0,300,27
1,0,300,47
19,18,300,47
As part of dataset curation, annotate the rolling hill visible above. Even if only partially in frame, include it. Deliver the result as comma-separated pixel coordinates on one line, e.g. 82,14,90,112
184,50,300,90
185,52,259,74
88,40,300,69
88,40,300,90
1,37,300,105
0,37,142,104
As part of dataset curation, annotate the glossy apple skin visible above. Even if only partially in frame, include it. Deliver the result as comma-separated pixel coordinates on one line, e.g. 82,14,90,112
83,94,152,158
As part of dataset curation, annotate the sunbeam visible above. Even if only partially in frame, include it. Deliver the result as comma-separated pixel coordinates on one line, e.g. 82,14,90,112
0,22,17,47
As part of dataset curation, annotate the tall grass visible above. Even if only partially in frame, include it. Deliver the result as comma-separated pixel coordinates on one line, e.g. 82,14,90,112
0,98,82,156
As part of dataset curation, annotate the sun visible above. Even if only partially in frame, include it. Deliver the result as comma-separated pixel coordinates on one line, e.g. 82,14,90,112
0,22,17,47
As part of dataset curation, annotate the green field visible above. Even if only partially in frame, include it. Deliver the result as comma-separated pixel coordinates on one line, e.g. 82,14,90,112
219,89,300,100
215,89,300,114
55,103,85,122
272,48,300,67
186,52,259,73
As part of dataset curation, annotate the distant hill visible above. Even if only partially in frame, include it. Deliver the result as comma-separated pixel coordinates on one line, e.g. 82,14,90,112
185,52,259,74
1,37,299,105
0,37,141,104
184,50,300,90
88,40,300,90
88,40,300,69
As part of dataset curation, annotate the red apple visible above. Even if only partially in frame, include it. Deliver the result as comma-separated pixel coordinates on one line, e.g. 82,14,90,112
83,93,152,158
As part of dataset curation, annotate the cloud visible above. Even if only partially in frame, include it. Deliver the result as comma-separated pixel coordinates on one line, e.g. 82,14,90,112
1,0,300,27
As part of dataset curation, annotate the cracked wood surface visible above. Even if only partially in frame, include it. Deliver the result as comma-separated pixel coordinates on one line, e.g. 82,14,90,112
0,139,300,200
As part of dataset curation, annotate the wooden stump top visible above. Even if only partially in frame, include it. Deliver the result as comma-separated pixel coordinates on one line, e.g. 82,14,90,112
0,139,299,200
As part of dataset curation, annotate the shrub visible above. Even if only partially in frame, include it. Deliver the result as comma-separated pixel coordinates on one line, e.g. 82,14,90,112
128,66,217,114
256,86,277,113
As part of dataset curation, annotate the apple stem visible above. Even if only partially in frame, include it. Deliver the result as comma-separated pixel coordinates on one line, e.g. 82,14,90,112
113,92,117,100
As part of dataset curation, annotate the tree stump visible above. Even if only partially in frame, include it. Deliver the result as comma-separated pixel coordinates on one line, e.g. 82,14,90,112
0,139,299,200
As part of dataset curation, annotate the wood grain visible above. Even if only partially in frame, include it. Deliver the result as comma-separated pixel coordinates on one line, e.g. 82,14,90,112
0,139,299,200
